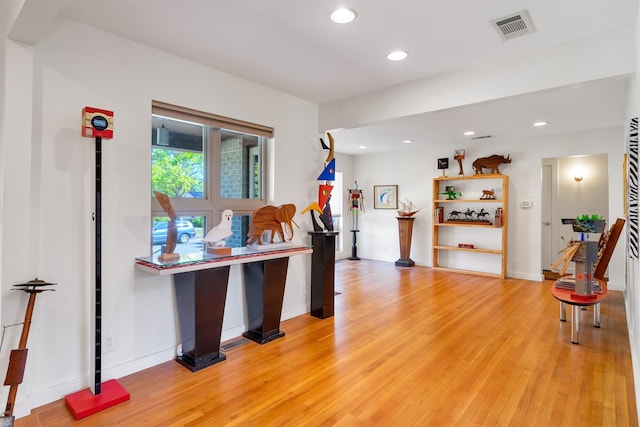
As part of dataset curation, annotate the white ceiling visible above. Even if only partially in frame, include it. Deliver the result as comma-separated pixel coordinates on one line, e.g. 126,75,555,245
330,77,631,154
18,1,640,154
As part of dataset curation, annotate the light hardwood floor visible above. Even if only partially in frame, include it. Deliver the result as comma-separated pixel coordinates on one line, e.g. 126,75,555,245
15,260,638,426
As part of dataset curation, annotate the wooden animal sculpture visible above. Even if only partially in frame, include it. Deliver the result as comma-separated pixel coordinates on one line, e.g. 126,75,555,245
204,210,233,246
480,189,495,200
204,210,233,254
247,204,298,245
153,191,180,262
472,155,512,174
476,209,490,221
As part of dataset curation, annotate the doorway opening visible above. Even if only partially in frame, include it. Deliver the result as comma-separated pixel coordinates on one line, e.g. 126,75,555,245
541,154,609,278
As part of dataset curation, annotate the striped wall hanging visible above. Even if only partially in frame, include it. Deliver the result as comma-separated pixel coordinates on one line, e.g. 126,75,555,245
628,117,638,259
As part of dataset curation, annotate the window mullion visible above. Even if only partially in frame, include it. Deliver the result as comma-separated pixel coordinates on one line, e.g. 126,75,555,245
209,127,221,207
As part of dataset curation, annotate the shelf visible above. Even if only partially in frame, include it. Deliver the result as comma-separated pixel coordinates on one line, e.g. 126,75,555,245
433,245,502,255
435,222,501,228
435,199,502,203
431,266,504,279
432,174,508,279
434,174,504,182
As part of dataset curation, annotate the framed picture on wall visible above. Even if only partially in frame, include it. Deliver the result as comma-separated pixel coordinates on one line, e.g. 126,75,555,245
373,185,398,209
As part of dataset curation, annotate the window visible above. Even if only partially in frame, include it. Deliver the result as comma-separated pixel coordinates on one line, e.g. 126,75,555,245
150,101,272,255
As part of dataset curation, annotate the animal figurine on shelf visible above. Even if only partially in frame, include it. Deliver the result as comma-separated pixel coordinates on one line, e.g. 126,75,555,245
476,209,491,221
440,186,462,200
203,210,233,255
480,189,495,200
247,204,299,245
472,154,512,174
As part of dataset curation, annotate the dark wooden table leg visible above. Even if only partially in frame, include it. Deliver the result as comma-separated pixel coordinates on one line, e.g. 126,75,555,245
174,267,230,371
243,258,289,344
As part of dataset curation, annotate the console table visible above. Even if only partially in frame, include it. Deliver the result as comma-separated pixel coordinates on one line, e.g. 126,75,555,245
135,245,312,371
550,277,607,344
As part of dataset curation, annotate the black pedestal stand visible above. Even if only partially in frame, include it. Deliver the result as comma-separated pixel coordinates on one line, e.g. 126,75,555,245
309,231,338,319
242,258,290,344
348,229,360,260
174,268,230,371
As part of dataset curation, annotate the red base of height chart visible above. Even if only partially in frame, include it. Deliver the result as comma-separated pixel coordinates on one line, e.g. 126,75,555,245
64,379,130,419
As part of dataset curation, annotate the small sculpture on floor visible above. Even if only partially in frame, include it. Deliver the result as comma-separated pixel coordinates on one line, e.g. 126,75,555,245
454,149,465,175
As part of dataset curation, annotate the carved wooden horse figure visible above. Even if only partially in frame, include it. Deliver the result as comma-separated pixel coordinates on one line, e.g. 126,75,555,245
476,209,490,221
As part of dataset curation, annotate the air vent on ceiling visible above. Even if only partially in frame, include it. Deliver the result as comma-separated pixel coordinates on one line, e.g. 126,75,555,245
492,10,536,41
471,135,494,140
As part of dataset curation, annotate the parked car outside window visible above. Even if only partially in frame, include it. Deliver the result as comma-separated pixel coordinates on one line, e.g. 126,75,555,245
152,221,196,244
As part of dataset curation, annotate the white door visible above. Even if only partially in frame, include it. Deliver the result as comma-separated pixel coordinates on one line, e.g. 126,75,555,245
541,163,554,270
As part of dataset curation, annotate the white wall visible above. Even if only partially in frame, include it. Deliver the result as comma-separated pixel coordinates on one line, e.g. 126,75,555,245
0,17,320,417
349,127,626,284
555,154,609,224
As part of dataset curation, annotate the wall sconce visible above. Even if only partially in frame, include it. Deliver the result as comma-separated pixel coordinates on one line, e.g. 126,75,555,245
573,165,585,182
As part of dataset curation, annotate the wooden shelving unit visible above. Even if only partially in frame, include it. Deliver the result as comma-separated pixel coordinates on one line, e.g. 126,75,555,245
432,174,508,279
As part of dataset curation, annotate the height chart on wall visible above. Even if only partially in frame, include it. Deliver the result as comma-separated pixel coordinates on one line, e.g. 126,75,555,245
628,117,638,259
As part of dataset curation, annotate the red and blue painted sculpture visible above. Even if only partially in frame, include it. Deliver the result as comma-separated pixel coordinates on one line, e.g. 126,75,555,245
347,181,364,260
302,133,336,231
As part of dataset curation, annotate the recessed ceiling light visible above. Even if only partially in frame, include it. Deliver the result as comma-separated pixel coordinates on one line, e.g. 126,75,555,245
533,121,547,127
359,145,367,149
464,131,475,136
387,50,408,61
402,140,413,144
331,8,357,24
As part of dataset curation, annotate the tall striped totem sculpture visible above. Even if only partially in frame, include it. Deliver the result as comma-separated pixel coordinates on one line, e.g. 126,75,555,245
302,132,336,231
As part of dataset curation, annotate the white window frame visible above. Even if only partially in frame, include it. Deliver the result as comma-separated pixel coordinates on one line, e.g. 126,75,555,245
150,101,272,251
